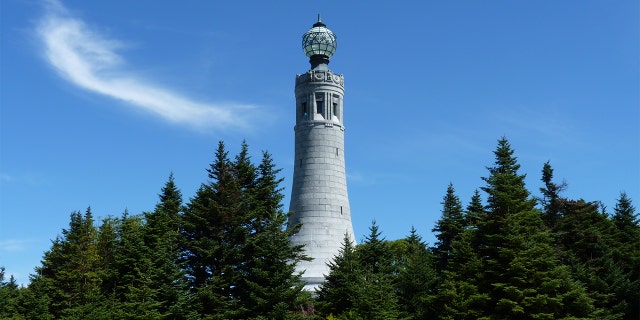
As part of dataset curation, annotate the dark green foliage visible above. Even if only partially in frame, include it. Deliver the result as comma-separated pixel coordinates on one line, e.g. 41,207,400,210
318,221,400,320
481,138,537,215
0,267,23,319
29,208,103,319
465,189,485,227
316,235,363,317
354,221,400,320
181,141,306,319
554,199,634,319
432,183,465,271
143,174,193,319
539,161,566,228
395,227,437,319
181,141,242,316
611,192,640,319
235,151,308,319
470,138,595,319
10,137,638,319
539,164,638,318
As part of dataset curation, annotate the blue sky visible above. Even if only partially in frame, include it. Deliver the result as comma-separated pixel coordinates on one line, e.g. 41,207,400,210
1,0,638,286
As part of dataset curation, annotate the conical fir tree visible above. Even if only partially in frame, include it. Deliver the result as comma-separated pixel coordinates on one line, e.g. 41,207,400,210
432,183,465,271
610,192,639,318
396,227,437,319
29,208,103,318
316,234,362,318
465,189,485,228
236,151,307,319
475,137,594,319
355,221,400,320
181,141,242,317
143,174,192,319
181,141,308,319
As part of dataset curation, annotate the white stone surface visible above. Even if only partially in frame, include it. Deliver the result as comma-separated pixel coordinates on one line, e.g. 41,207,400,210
289,69,355,291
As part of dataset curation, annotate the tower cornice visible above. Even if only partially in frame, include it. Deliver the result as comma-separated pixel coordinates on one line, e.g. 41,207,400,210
295,70,344,88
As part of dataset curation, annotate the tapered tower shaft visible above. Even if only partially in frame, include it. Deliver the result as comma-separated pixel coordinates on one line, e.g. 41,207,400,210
289,17,355,291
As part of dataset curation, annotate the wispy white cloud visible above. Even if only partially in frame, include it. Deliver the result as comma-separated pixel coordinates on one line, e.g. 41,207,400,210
0,239,32,252
36,0,259,131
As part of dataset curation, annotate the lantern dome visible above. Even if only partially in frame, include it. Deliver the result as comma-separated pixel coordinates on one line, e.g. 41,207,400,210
302,15,337,62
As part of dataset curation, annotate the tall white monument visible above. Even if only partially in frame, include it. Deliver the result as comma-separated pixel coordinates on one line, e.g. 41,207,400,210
288,16,356,291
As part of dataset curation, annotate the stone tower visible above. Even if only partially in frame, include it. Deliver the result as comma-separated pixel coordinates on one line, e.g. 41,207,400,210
288,16,356,291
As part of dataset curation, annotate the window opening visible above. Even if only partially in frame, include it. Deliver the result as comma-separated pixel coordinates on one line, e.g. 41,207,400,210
315,93,324,116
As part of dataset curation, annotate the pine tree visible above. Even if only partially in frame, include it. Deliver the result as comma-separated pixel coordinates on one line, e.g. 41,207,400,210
432,183,465,271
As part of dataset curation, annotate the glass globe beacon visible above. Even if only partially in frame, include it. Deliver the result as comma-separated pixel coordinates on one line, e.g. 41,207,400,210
302,18,337,58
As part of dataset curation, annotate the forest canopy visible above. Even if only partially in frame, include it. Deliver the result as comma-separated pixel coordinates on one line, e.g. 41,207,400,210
1,138,638,319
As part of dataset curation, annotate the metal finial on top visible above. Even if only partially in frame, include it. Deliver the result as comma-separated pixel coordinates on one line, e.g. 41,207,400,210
313,13,326,28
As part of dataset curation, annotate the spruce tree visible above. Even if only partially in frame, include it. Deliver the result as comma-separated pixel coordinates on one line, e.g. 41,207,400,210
611,192,640,319
0,267,22,318
465,189,485,228
354,221,400,320
396,227,437,319
235,151,307,319
182,141,307,319
432,183,465,271
143,174,192,319
113,212,162,319
538,161,566,229
29,208,104,318
316,235,363,318
475,137,594,319
181,141,242,317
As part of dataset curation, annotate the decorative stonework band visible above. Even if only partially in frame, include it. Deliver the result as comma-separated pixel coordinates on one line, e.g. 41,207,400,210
296,70,344,87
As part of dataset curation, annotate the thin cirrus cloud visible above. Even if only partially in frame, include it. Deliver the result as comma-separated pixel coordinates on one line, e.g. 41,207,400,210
35,0,258,131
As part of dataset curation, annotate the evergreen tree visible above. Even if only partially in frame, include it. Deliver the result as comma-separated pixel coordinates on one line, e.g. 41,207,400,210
432,183,465,271
181,141,242,317
354,221,400,320
316,235,363,318
429,227,488,320
0,267,22,319
29,208,105,319
474,138,594,319
538,161,566,229
113,212,162,319
235,151,307,319
395,227,437,319
143,174,193,319
465,189,485,228
182,141,307,318
611,192,640,319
